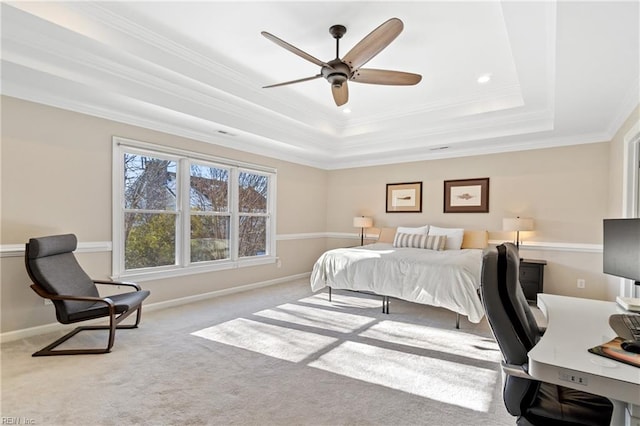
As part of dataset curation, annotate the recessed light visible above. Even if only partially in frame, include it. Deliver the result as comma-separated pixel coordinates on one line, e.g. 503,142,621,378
343,108,352,114
477,74,492,84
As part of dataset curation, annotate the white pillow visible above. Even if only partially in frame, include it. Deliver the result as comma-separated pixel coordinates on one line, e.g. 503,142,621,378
396,225,429,235
393,233,446,250
428,226,464,250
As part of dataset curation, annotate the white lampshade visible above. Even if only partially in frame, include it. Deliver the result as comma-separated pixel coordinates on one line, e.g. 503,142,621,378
353,216,373,228
503,217,534,232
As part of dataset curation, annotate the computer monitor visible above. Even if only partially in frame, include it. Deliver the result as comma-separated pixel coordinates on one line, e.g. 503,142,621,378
603,218,640,284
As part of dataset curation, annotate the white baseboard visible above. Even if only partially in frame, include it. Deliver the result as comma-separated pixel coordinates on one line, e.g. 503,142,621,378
0,272,310,344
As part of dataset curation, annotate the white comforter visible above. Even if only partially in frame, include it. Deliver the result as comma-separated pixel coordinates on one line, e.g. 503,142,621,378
310,243,485,323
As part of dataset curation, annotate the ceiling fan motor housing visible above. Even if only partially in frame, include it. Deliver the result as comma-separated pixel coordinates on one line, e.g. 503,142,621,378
322,59,352,88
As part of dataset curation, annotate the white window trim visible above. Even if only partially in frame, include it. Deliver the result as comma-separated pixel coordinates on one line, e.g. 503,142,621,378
621,119,640,297
112,136,277,282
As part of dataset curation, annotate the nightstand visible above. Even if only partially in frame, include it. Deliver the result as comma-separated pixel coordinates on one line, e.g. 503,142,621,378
519,259,547,303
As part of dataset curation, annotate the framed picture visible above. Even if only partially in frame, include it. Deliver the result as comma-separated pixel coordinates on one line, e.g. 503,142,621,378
386,182,422,213
444,178,489,213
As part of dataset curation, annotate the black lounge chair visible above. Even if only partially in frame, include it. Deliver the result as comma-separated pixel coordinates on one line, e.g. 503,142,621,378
25,234,150,356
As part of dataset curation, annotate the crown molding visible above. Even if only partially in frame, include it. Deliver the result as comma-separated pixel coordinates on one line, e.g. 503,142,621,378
2,2,636,171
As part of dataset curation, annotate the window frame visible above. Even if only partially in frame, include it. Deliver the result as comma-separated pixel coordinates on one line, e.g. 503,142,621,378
112,137,277,281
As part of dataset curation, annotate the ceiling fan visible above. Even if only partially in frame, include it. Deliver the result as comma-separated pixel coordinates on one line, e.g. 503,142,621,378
261,18,422,107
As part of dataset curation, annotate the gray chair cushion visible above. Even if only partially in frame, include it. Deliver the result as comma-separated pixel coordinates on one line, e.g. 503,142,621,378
66,290,151,322
28,234,78,258
27,234,114,324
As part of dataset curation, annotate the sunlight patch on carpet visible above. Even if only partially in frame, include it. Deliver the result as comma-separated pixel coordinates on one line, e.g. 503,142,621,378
309,341,498,412
191,318,337,362
254,303,377,333
191,294,500,412
360,320,502,362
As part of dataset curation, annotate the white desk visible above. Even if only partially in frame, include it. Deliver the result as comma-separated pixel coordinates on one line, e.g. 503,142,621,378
529,294,640,425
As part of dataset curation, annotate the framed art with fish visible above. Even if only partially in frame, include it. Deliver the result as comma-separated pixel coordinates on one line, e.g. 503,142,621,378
444,178,489,213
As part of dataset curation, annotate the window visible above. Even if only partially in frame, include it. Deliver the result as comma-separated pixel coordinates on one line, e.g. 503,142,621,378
113,137,276,280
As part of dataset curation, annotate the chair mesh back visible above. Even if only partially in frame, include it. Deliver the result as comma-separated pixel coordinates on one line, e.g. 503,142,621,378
481,243,541,416
25,234,99,324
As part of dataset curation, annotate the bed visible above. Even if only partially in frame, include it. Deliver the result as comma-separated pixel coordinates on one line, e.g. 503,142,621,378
309,227,488,326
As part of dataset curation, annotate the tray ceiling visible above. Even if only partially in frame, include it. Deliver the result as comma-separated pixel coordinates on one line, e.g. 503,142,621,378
1,1,638,169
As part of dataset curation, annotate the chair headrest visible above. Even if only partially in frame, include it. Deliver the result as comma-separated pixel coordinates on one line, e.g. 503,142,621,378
481,242,541,364
27,234,78,259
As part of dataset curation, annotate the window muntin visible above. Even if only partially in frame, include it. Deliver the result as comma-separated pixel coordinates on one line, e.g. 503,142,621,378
114,138,276,279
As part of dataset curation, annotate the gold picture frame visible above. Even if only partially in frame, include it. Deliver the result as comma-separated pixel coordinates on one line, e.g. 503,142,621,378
386,182,422,213
444,178,489,213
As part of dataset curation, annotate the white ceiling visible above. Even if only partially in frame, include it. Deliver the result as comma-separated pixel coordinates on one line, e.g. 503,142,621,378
2,1,638,169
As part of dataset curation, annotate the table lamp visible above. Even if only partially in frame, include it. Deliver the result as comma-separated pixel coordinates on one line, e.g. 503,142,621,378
503,216,534,249
353,216,373,246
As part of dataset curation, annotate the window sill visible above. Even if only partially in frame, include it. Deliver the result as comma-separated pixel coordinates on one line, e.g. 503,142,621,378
113,256,277,282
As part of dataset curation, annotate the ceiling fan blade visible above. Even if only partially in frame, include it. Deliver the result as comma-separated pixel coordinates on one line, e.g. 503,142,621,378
351,69,422,85
263,74,322,88
261,31,328,68
331,83,349,106
342,18,403,71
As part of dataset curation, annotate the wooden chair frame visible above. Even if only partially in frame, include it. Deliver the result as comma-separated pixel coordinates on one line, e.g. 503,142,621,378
28,280,145,357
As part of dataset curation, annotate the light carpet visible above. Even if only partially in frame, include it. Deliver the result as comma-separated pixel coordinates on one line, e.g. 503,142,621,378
1,279,514,425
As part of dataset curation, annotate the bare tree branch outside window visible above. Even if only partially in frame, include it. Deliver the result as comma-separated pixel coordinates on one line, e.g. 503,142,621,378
120,149,272,272
123,154,177,269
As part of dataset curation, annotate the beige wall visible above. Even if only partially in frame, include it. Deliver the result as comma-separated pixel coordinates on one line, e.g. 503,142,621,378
2,95,638,334
0,96,329,333
327,145,610,242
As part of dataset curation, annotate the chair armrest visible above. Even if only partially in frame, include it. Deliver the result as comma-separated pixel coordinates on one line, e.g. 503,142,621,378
30,284,115,308
501,361,533,379
93,280,142,291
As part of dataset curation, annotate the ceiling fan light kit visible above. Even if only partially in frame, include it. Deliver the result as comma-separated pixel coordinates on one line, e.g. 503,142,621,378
262,18,422,107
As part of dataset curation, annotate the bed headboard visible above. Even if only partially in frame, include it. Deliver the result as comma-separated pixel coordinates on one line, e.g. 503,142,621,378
378,227,397,243
461,230,489,249
376,227,488,249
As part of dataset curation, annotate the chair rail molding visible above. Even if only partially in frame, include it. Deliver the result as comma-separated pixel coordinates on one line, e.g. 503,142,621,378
1,235,602,258
1,241,113,258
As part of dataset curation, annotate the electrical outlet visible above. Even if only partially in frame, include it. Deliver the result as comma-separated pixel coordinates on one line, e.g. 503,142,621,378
276,258,282,268
577,279,586,289
559,370,588,386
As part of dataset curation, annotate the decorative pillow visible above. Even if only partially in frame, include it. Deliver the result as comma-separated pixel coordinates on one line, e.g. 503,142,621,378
393,232,447,250
396,225,429,235
428,226,464,250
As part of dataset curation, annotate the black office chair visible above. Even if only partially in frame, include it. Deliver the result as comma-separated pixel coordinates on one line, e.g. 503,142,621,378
25,234,150,356
481,243,613,426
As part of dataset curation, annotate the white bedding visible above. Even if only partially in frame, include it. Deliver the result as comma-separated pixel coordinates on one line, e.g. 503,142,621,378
310,243,485,323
